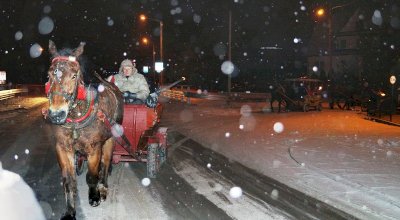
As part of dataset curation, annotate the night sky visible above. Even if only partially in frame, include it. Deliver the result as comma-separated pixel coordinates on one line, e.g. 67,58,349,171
0,0,399,91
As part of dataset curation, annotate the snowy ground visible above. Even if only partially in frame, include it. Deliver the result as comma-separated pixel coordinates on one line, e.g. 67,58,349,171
3,96,400,219
0,96,47,112
160,97,400,220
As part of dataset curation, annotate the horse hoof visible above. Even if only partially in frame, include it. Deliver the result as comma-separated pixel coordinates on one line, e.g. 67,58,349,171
61,213,76,220
89,198,101,207
89,189,101,207
98,184,108,202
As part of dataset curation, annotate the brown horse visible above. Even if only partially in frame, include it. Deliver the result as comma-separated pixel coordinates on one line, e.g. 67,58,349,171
45,40,123,220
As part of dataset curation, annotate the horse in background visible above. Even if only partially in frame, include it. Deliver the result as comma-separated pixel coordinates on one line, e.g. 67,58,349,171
268,83,287,113
44,40,123,219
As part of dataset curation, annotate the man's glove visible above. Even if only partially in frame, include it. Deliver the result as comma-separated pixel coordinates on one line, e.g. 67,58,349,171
145,93,158,108
123,92,137,99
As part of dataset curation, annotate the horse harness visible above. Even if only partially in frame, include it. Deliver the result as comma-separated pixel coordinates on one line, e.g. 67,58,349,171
45,56,116,140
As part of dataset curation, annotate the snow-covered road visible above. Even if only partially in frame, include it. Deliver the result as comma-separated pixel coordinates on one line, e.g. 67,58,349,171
160,97,400,220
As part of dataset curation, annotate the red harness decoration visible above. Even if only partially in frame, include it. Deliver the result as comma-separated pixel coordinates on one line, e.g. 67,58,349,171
76,85,87,100
45,81,50,94
66,89,95,123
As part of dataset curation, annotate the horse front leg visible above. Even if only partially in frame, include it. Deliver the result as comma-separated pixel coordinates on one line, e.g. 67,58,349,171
98,137,114,202
86,145,101,207
270,100,274,112
56,143,77,220
278,100,282,113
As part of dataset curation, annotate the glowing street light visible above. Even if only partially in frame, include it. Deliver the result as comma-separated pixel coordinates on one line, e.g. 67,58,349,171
390,75,396,122
316,8,325,17
141,37,156,80
141,37,149,45
314,2,356,78
139,14,164,85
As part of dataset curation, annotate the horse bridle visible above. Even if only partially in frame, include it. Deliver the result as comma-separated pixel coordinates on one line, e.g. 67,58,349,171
46,56,81,110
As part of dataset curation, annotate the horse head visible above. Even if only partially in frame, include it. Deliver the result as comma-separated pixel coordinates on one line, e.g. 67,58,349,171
46,40,86,124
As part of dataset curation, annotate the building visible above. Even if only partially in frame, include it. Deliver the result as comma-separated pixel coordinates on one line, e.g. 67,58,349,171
307,7,363,81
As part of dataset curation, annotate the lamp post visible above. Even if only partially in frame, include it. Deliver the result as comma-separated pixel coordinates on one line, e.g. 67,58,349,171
140,14,164,85
228,10,232,104
141,37,156,81
390,75,396,122
315,1,356,78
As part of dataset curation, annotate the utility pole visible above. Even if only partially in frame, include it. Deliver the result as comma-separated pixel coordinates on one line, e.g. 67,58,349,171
227,10,232,104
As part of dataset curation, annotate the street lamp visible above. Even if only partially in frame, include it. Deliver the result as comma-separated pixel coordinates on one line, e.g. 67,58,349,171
390,75,396,122
141,37,156,81
139,14,164,85
315,6,333,78
315,1,356,78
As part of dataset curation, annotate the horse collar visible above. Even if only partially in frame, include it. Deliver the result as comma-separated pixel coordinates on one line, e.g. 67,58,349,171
62,86,99,130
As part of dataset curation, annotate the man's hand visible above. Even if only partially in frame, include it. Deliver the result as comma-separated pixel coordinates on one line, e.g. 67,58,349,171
123,92,137,98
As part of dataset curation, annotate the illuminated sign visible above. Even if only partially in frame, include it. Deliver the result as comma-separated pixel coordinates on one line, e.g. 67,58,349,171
0,71,6,84
155,62,164,73
143,66,149,74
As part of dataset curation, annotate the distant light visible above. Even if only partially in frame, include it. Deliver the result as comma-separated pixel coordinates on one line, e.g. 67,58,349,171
143,66,149,73
155,62,164,73
316,8,325,17
142,37,149,45
123,52,127,56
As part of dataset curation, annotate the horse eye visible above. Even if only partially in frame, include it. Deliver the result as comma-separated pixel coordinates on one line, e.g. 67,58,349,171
72,75,77,79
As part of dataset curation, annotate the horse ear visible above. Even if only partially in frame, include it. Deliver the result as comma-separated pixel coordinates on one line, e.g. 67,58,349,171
73,42,86,57
49,40,59,57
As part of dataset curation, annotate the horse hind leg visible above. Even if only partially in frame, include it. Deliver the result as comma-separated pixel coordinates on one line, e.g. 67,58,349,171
98,137,114,202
